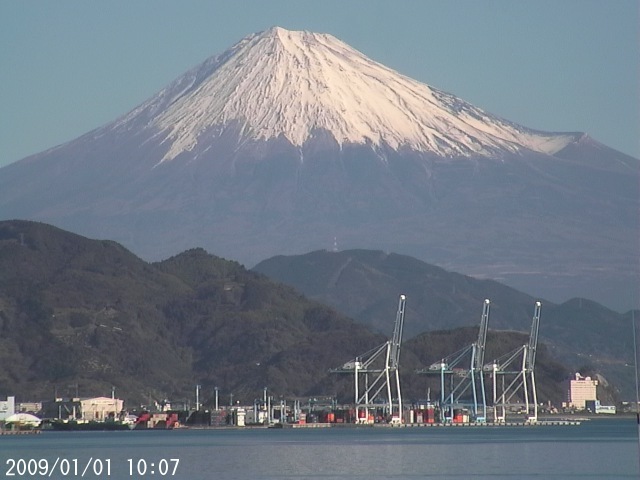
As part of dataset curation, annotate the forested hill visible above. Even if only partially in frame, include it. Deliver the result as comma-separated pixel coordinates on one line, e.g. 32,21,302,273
0,220,382,404
0,220,594,407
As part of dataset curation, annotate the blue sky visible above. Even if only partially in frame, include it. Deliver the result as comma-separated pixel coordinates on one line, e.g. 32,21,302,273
1,0,638,167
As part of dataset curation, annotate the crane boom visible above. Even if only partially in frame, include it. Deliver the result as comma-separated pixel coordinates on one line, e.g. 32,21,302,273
473,299,491,371
389,294,406,369
525,301,541,372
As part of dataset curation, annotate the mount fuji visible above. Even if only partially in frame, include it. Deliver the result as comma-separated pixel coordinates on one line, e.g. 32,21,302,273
1,27,638,309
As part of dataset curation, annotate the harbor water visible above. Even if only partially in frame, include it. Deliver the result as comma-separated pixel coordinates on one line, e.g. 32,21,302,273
1,418,638,479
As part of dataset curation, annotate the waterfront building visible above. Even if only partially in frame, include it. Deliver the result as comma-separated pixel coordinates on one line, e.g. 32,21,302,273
80,397,124,421
585,400,616,414
566,373,598,409
0,396,15,421
17,402,42,414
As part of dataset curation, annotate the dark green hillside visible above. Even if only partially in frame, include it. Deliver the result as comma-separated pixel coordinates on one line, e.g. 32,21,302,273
0,221,192,401
0,221,383,405
154,248,384,399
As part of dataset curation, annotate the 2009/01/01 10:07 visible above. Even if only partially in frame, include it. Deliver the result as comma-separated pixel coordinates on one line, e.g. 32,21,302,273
4,457,180,477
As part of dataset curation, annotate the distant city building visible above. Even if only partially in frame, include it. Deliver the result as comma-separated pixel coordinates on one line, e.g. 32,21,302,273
0,396,16,421
585,400,616,414
80,397,124,421
231,407,246,427
17,402,42,414
566,373,598,409
41,396,124,421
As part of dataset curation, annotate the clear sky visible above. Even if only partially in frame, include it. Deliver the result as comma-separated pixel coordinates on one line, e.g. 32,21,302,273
1,0,638,167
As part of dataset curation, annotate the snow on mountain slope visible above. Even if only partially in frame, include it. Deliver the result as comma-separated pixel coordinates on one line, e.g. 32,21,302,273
115,27,578,163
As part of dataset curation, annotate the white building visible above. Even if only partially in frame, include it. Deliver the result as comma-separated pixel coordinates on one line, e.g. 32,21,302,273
585,400,616,414
0,396,15,421
232,407,246,427
80,397,124,421
566,373,598,409
17,402,42,414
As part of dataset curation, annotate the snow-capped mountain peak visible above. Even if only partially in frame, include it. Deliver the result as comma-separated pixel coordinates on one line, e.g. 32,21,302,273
118,27,578,162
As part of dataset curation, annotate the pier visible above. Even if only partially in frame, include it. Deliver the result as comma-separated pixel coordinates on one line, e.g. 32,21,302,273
397,420,581,427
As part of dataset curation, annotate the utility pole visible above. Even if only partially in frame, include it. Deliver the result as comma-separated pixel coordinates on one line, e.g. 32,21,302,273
267,395,271,424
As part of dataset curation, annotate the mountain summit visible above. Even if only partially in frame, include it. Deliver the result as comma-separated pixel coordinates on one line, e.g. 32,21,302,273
1,27,638,310
117,26,577,163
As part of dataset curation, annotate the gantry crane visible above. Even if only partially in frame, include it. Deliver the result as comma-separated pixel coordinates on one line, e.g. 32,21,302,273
417,299,491,423
485,301,541,423
331,295,406,424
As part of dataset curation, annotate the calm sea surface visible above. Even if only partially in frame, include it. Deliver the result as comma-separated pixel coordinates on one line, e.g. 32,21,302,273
1,418,638,480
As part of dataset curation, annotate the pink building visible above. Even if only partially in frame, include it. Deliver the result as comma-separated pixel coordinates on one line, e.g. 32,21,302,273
566,373,598,409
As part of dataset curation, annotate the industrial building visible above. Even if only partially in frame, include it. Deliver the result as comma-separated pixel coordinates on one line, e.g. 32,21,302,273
80,397,124,421
41,396,124,421
565,373,598,409
585,400,616,414
0,396,15,421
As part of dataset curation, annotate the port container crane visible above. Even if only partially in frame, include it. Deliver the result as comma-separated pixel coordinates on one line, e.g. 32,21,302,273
485,301,541,423
417,299,490,423
331,294,406,424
